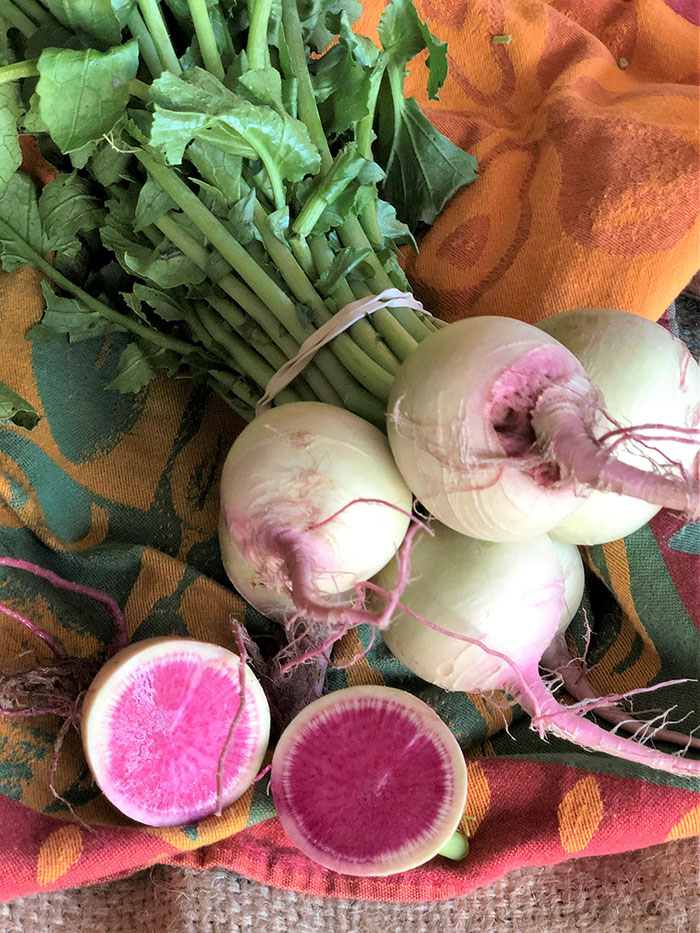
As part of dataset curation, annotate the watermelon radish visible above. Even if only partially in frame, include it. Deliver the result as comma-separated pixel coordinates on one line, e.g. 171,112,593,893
271,686,468,876
81,637,270,826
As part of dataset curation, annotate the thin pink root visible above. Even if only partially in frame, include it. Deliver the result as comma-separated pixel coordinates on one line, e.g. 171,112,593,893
214,620,248,817
0,601,67,659
521,669,700,777
368,586,700,776
531,388,699,515
542,634,700,750
0,557,128,653
265,515,426,680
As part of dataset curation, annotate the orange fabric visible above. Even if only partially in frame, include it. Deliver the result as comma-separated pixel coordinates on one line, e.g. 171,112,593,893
359,0,700,323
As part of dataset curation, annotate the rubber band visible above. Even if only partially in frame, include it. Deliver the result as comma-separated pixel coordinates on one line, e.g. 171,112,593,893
255,289,429,414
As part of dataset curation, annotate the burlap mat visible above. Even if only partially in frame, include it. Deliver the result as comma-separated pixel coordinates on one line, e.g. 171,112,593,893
1,836,698,932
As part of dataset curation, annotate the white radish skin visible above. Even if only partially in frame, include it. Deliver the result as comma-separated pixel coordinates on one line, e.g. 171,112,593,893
377,523,700,777
218,516,296,621
537,309,700,545
220,403,412,620
551,540,585,636
387,317,698,542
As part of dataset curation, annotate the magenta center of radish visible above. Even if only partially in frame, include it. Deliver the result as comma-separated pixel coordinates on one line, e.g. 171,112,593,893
104,655,260,820
275,701,455,863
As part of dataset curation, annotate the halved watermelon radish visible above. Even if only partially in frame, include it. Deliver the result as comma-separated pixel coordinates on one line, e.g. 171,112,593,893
271,686,468,876
81,637,270,827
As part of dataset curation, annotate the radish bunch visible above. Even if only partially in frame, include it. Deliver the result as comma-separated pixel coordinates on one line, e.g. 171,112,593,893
217,308,700,791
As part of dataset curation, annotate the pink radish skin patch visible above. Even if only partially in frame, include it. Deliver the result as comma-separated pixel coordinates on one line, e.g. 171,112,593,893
81,638,270,827
271,686,468,876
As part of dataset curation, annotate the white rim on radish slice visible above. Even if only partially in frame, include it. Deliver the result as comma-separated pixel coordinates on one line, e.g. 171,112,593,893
81,638,270,827
271,686,468,876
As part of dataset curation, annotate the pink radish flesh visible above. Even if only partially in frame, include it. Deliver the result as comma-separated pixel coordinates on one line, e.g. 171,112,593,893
81,638,270,826
271,686,467,876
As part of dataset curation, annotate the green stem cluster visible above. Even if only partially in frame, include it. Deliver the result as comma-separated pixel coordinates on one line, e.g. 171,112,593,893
2,0,441,425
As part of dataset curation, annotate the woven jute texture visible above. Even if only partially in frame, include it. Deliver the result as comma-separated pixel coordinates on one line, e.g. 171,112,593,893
2,836,698,932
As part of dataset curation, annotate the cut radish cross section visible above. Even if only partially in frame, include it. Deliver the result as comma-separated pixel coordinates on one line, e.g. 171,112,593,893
271,686,468,876
81,638,270,827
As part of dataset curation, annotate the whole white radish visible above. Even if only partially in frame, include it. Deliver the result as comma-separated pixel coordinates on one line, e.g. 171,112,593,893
376,522,700,777
387,316,698,542
219,402,413,625
536,308,700,544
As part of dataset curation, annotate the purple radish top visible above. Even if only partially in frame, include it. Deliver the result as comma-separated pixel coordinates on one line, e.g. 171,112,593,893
271,686,467,876
81,638,270,827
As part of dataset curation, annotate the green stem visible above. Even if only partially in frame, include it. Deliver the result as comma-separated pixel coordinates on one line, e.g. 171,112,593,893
292,143,365,238
280,0,332,171
438,831,469,861
0,218,195,357
186,0,225,80
246,0,273,71
129,78,151,101
254,142,286,210
11,0,55,27
127,8,163,77
2,2,35,36
208,376,255,421
197,304,301,405
253,203,394,402
137,0,182,75
208,371,259,411
140,159,375,418
308,236,400,375
155,212,341,407
0,58,39,85
340,215,431,343
288,235,316,279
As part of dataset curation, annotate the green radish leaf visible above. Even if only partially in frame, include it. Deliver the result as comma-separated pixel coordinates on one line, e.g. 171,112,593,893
298,0,362,53
107,341,179,393
36,41,139,153
378,0,447,100
267,206,289,240
312,43,370,135
187,139,242,203
226,189,260,244
239,68,284,110
0,173,45,272
0,43,21,187
88,140,134,187
39,173,105,258
21,94,49,136
375,198,417,251
149,69,320,182
0,382,40,430
377,91,478,229
316,246,372,293
134,176,178,232
337,11,379,68
43,0,135,44
70,141,100,170
131,283,187,321
29,281,122,343
102,192,206,289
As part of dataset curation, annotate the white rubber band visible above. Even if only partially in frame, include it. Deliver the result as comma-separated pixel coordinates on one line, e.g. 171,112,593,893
255,288,428,415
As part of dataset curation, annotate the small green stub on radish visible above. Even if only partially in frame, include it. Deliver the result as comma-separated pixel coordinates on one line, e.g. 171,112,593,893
271,686,468,876
81,638,270,827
